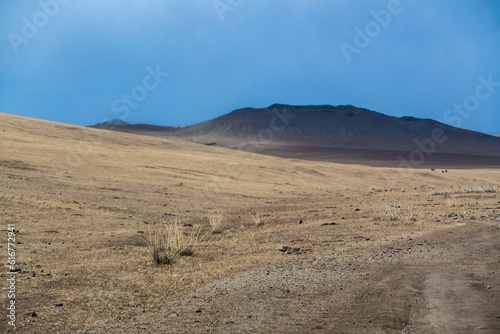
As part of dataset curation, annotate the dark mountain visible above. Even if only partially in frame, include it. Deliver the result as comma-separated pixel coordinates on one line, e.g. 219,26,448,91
93,119,130,127
89,104,500,167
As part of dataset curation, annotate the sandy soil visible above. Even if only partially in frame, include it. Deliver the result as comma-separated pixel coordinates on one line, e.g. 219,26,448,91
1,113,499,333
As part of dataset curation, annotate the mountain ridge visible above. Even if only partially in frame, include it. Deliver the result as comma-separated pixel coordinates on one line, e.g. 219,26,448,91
89,104,500,157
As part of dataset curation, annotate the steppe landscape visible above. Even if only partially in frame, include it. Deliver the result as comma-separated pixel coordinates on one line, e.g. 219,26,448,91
1,111,500,333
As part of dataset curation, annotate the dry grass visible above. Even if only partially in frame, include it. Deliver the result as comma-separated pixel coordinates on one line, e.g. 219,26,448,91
444,197,467,208
250,211,265,226
431,189,449,196
454,186,496,194
372,204,422,225
147,219,203,265
209,213,224,234
433,186,496,195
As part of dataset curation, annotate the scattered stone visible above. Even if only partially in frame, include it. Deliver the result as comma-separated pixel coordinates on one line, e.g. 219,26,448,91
297,219,303,224
278,245,300,254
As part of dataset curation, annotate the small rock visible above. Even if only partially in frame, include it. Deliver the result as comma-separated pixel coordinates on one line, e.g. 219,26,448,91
27,311,37,317
355,208,360,211
224,320,234,324
297,219,303,224
54,303,63,307
321,222,338,226
487,285,491,289
169,313,178,318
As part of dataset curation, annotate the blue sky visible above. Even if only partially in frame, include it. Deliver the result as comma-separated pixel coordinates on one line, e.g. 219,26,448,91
1,0,499,134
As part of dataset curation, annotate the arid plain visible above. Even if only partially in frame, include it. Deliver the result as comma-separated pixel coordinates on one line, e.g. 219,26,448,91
1,112,500,333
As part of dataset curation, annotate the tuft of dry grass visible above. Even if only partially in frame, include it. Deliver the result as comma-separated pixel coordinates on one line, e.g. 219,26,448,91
444,197,467,208
372,204,422,225
250,211,265,226
147,219,203,265
454,186,496,194
431,190,449,196
209,213,224,234
432,186,496,196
